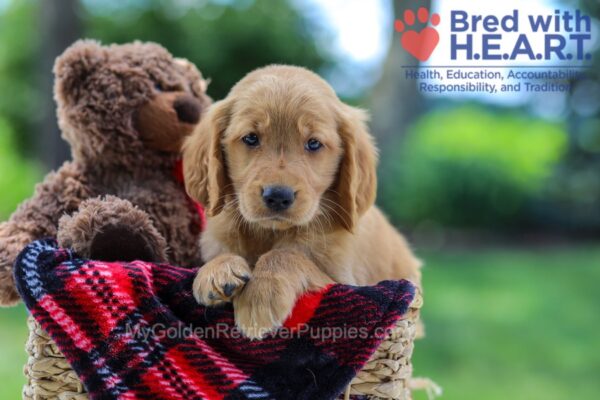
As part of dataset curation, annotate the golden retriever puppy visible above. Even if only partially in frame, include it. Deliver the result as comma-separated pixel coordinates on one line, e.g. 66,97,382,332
183,65,421,339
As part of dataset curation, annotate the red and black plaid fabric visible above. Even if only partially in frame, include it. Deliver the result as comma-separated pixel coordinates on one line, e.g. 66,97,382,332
15,239,415,400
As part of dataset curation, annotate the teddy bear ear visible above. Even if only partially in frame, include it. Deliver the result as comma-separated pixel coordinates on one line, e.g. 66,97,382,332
54,39,105,105
174,57,210,100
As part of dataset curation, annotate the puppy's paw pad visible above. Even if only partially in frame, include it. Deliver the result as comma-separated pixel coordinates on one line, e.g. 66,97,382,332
193,256,251,306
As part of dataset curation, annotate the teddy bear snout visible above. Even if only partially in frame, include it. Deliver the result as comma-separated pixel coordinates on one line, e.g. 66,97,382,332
173,95,202,124
134,90,205,153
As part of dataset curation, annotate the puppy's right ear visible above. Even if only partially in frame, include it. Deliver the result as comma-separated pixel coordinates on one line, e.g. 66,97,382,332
183,99,233,216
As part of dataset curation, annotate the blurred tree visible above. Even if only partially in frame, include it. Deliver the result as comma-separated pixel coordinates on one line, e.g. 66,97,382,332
0,0,80,171
0,118,41,220
0,0,44,217
379,106,568,230
533,0,600,234
38,0,81,169
0,0,39,154
82,0,331,100
370,0,430,142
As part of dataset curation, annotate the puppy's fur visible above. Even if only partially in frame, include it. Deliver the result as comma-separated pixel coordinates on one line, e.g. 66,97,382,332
183,65,420,339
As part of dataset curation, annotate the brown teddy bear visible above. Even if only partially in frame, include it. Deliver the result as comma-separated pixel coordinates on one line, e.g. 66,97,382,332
0,40,211,306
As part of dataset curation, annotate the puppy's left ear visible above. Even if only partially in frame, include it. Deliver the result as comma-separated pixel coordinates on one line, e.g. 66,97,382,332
183,99,233,216
330,104,378,232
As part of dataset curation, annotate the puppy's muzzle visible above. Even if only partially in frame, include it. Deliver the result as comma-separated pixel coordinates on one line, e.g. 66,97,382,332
262,185,295,212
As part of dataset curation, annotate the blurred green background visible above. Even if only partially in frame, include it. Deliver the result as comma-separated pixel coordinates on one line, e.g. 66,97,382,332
0,0,599,399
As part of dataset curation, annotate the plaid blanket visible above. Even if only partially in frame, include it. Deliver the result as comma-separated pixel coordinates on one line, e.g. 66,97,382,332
14,239,415,400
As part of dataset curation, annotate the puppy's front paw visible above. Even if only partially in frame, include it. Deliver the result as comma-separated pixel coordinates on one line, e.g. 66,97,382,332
233,278,296,340
193,255,251,306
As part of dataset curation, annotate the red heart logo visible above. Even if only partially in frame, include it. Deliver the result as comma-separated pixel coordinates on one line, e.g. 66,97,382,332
401,27,439,62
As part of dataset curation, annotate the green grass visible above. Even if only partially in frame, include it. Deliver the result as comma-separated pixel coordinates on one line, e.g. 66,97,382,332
0,246,599,399
413,246,600,400
0,304,28,399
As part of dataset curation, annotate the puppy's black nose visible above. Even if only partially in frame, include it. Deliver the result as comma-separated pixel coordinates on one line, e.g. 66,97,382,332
262,186,295,212
173,94,202,124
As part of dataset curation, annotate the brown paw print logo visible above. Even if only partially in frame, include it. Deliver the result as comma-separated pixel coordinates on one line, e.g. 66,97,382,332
395,7,441,62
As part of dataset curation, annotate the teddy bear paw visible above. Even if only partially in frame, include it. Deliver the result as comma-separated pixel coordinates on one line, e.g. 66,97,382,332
58,196,168,263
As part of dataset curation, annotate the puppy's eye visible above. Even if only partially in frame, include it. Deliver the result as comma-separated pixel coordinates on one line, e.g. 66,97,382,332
242,133,260,147
305,138,323,152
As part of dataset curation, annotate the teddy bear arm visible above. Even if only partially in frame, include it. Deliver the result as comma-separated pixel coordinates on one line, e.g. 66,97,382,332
0,162,91,305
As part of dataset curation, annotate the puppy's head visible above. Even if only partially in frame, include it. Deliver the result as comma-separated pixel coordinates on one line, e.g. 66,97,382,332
183,65,377,232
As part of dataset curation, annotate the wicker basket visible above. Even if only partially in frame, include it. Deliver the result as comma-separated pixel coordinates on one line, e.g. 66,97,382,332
23,317,87,400
23,291,438,400
342,290,440,400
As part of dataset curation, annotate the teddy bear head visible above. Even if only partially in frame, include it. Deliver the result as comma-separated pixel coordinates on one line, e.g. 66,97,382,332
54,40,211,170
